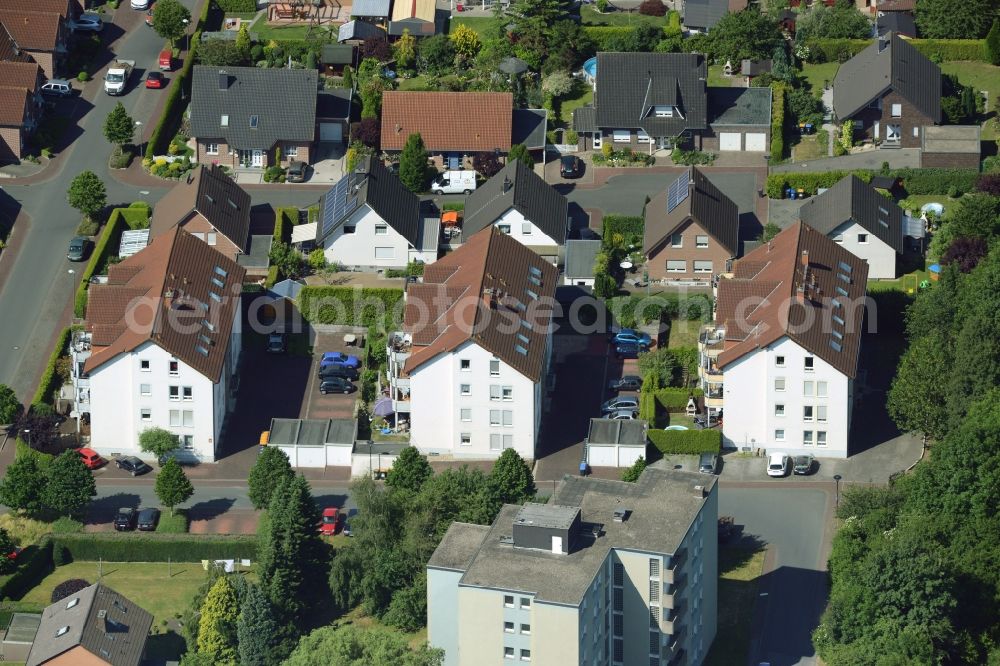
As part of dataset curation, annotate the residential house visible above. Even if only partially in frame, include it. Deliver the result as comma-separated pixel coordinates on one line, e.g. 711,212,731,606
0,8,68,79
312,156,438,269
643,167,739,282
777,8,796,34
876,0,915,13
71,227,245,463
190,66,318,170
563,239,602,287
388,0,439,36
584,417,647,467
266,0,347,24
0,61,43,163
427,467,718,666
149,165,252,262
683,0,748,31
25,584,152,666
877,12,917,38
380,91,513,168
462,159,569,265
510,108,547,159
797,174,904,279
698,222,868,458
385,227,557,459
832,32,941,148
316,88,352,144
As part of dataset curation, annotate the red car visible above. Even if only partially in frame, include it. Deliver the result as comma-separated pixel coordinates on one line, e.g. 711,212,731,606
319,507,340,536
77,447,105,470
145,72,165,89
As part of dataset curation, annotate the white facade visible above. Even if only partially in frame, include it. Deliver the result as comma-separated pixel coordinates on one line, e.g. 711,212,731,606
831,220,897,280
407,339,548,460
322,206,435,268
720,336,852,458
490,208,561,262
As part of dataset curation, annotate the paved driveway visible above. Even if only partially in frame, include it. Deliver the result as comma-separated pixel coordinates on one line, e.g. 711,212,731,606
303,330,359,421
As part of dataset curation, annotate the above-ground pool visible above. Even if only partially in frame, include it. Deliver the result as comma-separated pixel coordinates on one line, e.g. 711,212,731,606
665,425,689,431
582,57,597,83
921,202,945,216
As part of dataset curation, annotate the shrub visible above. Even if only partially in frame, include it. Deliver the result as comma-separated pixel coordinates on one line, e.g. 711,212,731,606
582,26,635,51
298,286,404,329
32,328,73,406
76,71,89,82
51,578,89,602
638,0,667,16
50,517,84,534
53,544,73,567
602,215,644,246
215,0,256,11
76,217,99,236
653,387,704,412
770,82,787,162
671,148,715,166
263,166,286,183
647,429,721,454
49,534,257,562
976,173,1000,195
895,168,977,195
0,540,54,601
566,130,579,145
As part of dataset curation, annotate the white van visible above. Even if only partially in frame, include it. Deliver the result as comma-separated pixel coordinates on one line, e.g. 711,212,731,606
431,170,477,195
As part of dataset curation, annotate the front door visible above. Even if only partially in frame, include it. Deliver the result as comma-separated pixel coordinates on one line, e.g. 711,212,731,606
592,132,602,149
886,124,901,143
252,150,263,167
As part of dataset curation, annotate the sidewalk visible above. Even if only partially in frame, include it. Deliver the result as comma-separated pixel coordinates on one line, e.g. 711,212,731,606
771,147,920,172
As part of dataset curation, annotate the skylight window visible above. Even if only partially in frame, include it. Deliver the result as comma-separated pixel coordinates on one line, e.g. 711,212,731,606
221,115,229,126
514,344,528,355
195,345,210,356
835,286,849,297
66,598,79,609
199,333,212,345
202,319,216,332
56,626,70,637
528,275,541,286
525,289,538,301
829,340,843,352
832,314,845,326
832,329,843,340
837,273,850,284
211,277,225,288
528,266,542,277
210,291,222,303
837,261,852,273
831,298,842,309
517,333,530,344
520,319,532,330
214,266,228,278
250,115,259,129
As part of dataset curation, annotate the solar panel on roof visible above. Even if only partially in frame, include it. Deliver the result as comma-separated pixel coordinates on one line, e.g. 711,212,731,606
666,168,691,214
320,175,353,238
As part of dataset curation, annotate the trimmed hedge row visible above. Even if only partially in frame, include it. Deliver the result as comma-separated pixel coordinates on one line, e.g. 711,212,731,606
601,215,644,246
266,207,298,287
582,26,635,51
298,286,404,328
653,387,704,412
73,206,151,318
771,82,787,162
767,168,978,198
806,38,985,63
0,541,54,601
31,328,73,406
215,0,255,10
50,533,258,562
647,428,721,455
766,170,872,198
804,39,871,63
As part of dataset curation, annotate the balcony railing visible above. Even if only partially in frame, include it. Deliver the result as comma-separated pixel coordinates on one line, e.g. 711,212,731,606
660,601,683,634
664,550,686,585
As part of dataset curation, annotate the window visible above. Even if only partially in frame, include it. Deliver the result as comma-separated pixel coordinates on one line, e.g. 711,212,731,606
183,386,192,401
803,430,814,446
374,247,394,259
775,404,785,417
460,433,471,446
838,260,853,273
776,355,785,367
285,143,298,158
183,411,194,427
374,224,388,235
503,410,513,427
520,597,531,609
460,408,471,422
504,647,515,659
207,232,217,246
504,595,514,608
670,232,683,248
460,384,471,395
169,360,179,375
206,142,219,155
830,340,843,352
653,105,673,117
775,429,785,441
817,381,828,397
221,114,229,126
817,405,827,422
522,223,532,235
526,289,538,301
521,624,530,635
461,359,471,371
504,621,515,633
774,377,785,392
803,381,814,396
140,359,150,371
490,434,502,450
913,126,920,137
614,638,624,661
803,406,814,422
488,359,500,376
249,114,258,128
515,344,528,355
343,226,355,234
520,649,531,662
832,314,845,326
833,233,844,243
502,386,513,401
503,434,513,449
141,408,151,421
637,130,651,144
857,233,868,244
490,385,501,401
804,356,814,371
66,598,79,609
891,103,902,117
140,383,151,397
817,431,827,446
696,235,709,248
693,260,713,273
169,386,180,401
490,410,501,426
169,410,180,426
56,626,70,638
666,260,686,273
613,130,631,143
498,224,511,234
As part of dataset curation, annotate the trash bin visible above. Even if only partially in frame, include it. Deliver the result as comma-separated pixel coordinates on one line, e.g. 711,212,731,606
786,187,793,199
790,189,797,200
797,188,806,199
579,462,589,476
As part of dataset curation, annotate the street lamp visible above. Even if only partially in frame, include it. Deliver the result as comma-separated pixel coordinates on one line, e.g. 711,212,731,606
182,19,190,53
135,121,143,158
833,474,842,508
22,429,30,448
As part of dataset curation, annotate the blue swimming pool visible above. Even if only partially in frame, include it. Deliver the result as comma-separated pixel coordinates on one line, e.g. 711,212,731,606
582,57,597,82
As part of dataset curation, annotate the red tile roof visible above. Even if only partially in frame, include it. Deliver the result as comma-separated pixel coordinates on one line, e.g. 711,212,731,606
0,85,29,125
0,9,62,51
380,91,513,152
0,61,41,90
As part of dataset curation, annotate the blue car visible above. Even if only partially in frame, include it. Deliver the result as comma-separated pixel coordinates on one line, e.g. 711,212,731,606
320,352,360,369
611,329,651,348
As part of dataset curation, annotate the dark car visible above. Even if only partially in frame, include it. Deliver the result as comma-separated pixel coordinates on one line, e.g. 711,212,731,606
318,364,358,381
614,342,641,359
560,155,583,178
320,377,356,394
286,161,308,183
145,71,165,89
67,236,89,262
137,507,160,531
114,507,136,531
793,455,816,475
115,456,152,476
267,333,286,353
145,3,155,25
699,452,718,474
608,375,642,392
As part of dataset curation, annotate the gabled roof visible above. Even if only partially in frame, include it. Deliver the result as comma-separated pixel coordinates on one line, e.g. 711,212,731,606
832,33,941,123
644,167,739,256
683,0,748,29
380,91,513,152
319,43,354,65
877,12,916,38
511,108,547,150
83,227,246,382
316,88,352,120
463,159,568,245
0,21,30,62
18,0,71,18
352,0,392,17
714,222,868,378
26,583,153,666
572,105,596,133
388,0,438,34
798,175,904,253
190,66,317,150
0,86,29,126
594,52,707,136
149,166,252,253
0,61,41,90
402,227,558,382
316,156,421,246
0,9,62,51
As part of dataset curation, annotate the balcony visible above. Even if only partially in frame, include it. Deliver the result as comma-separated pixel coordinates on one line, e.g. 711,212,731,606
703,384,723,408
664,550,685,585
660,602,683,634
662,574,684,609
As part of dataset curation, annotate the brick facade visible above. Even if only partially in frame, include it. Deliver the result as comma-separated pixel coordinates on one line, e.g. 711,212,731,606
0,125,22,162
179,211,243,262
196,139,312,169
576,129,699,152
920,152,980,169
645,219,733,282
848,91,933,149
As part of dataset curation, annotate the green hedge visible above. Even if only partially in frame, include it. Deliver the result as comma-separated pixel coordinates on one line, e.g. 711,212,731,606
298,287,404,328
807,38,985,63
647,428,721,455
766,170,871,197
582,26,635,51
767,168,977,198
602,215,644,246
73,206,148,318
804,39,871,63
274,207,296,244
653,387,704,412
771,82,787,162
50,533,258,562
215,0,255,10
0,540,54,601
31,328,73,406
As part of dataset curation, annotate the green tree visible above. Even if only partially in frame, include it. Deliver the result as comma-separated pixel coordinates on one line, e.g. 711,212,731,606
138,427,179,462
916,0,992,38
382,573,428,632
770,45,795,84
197,576,239,665
987,20,1000,65
756,222,782,243
0,529,16,574
705,9,782,63
67,171,107,221
394,28,417,72
178,653,217,666
507,143,534,168
621,456,647,482
247,446,294,510
283,625,444,666
0,384,21,424
235,24,251,62
398,133,428,193
152,0,192,46
385,446,433,493
0,455,43,514
155,458,194,516
449,23,482,63
888,331,951,439
103,102,135,148
794,4,873,40
488,448,535,505
417,35,455,75
43,450,97,517
594,272,617,299
236,583,283,666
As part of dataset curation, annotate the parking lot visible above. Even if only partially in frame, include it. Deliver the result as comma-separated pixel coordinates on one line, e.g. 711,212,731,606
300,329,361,421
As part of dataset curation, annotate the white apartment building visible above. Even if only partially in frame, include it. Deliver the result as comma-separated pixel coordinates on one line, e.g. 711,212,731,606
698,222,868,458
427,467,719,666
386,226,557,459
71,227,245,463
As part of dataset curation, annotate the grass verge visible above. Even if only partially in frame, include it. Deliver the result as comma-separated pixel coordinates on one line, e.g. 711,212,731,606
448,16,494,35
559,83,594,126
248,14,311,40
156,511,190,534
581,6,670,26
666,318,700,348
703,546,767,666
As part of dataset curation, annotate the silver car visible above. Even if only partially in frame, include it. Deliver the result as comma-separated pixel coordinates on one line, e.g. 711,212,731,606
601,396,639,414
607,408,638,420
698,452,718,474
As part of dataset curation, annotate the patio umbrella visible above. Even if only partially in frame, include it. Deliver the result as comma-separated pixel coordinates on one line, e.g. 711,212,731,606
499,57,529,76
372,397,395,417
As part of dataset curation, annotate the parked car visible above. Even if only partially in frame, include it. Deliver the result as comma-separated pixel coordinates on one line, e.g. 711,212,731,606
67,237,90,262
342,513,354,537
266,333,286,353
611,328,652,348
114,507,136,531
137,508,160,531
286,161,308,183
793,455,815,475
614,342,641,359
145,72,165,89
766,454,790,478
560,155,583,178
317,364,358,381
601,396,639,414
115,456,152,476
319,377,356,394
158,48,172,71
131,0,149,10
607,408,638,420
319,507,340,535
699,452,718,474
77,447,105,470
430,170,476,195
320,352,360,369
608,375,642,392
41,79,73,97
68,14,103,31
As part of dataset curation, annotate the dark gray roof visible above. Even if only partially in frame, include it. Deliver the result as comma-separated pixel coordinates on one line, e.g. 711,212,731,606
565,240,602,279
832,33,941,123
352,0,391,17
511,109,547,149
317,156,421,246
683,0,730,30
26,584,152,666
190,66,317,150
320,43,355,65
587,418,647,446
317,89,353,120
463,160,568,244
709,86,772,126
338,20,386,42
798,175,904,253
149,165,252,253
268,278,304,300
644,167,739,256
740,59,772,77
267,417,356,446
595,53,708,136
877,12,916,37
572,105,596,133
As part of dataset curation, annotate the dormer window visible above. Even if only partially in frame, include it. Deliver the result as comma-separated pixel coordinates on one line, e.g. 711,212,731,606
250,115,258,129
653,105,674,118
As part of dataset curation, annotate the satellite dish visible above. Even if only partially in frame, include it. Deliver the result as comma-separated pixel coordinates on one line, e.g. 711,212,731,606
619,260,633,270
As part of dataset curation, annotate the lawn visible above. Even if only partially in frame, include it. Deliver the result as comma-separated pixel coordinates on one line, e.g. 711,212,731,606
867,269,931,294
21,562,212,627
799,62,840,97
703,546,767,666
248,15,311,40
666,318,700,348
396,75,436,91
940,61,1000,138
559,82,594,126
581,6,671,26
791,133,827,161
448,16,495,35
707,64,733,88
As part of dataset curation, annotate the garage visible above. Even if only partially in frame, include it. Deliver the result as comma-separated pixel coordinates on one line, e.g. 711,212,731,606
587,445,616,467
319,122,343,142
719,132,742,151
745,132,767,152
265,417,357,469
585,418,648,468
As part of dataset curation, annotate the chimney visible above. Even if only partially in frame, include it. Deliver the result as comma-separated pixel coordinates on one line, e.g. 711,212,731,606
503,176,512,193
97,609,109,634
691,484,708,499
612,508,630,523
800,249,809,268
394,123,401,134
218,72,228,90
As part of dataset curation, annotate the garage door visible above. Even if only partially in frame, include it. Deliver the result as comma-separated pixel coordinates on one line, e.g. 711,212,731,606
719,132,742,151
745,132,767,152
588,445,616,467
619,446,646,468
319,122,342,142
